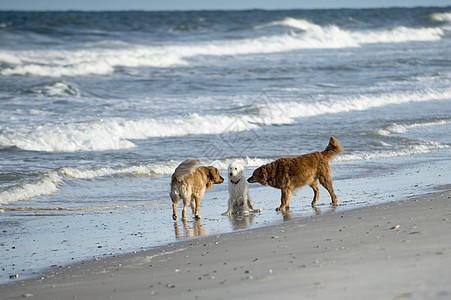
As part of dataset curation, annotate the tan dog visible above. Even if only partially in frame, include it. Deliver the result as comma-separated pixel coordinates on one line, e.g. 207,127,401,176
170,159,224,220
247,137,343,210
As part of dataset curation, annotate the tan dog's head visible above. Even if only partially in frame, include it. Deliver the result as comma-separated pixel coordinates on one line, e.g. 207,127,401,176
247,165,267,186
206,166,224,189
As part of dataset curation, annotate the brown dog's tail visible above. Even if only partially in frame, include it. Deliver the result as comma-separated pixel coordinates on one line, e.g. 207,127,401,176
322,136,343,160
173,158,200,181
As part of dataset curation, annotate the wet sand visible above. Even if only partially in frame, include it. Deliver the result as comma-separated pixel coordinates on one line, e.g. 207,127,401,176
2,186,451,299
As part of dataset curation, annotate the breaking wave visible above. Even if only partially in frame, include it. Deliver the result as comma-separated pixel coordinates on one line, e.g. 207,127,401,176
338,140,450,163
0,157,267,205
428,11,451,23
1,88,450,152
27,81,80,97
1,137,449,205
377,119,451,136
0,19,445,77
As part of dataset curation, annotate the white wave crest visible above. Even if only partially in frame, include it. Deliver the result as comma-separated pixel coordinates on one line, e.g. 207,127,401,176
0,171,62,205
0,52,21,65
1,60,114,77
0,120,137,152
0,19,444,77
353,26,443,44
1,88,450,153
0,115,256,152
337,141,450,163
58,162,181,179
59,157,270,180
29,81,80,97
1,137,448,205
378,119,451,136
203,156,270,171
428,11,451,23
262,17,443,45
270,88,451,120
0,45,185,77
0,157,270,204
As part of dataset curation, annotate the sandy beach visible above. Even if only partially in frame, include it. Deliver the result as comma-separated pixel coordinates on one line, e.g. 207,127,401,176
2,185,450,299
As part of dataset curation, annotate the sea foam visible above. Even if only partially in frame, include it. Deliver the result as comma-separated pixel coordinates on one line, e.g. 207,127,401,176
0,157,269,204
0,20,444,77
0,171,62,205
337,141,450,163
378,119,451,136
428,11,451,23
1,88,450,153
264,88,451,120
1,137,448,205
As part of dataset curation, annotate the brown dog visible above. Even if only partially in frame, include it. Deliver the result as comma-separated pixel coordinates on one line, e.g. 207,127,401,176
170,159,224,220
247,137,343,210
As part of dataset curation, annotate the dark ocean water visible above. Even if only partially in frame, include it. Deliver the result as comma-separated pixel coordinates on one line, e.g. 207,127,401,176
0,7,450,283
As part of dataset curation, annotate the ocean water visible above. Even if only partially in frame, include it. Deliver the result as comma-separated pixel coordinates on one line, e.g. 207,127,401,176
1,7,451,283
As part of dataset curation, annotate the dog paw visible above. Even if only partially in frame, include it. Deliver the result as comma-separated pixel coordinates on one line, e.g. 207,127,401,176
243,210,250,215
255,208,262,213
222,212,231,216
195,215,201,219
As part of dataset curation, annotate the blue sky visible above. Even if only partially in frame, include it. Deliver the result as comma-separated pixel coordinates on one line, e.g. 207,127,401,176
1,0,450,11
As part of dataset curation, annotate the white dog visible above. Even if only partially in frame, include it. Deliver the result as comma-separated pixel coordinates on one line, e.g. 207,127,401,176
223,162,260,215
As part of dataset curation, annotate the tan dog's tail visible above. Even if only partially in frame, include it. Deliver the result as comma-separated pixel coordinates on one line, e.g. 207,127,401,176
322,136,343,160
173,158,200,181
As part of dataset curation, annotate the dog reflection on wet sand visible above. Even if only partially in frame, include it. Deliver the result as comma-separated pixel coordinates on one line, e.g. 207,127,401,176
225,213,258,230
174,219,205,238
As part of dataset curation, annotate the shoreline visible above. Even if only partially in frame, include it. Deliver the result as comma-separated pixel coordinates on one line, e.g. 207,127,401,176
1,152,450,285
3,185,451,299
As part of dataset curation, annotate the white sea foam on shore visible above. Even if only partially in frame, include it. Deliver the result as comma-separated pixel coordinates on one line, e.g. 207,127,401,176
1,88,450,152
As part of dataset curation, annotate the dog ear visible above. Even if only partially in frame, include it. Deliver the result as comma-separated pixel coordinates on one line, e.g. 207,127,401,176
260,165,267,186
206,167,216,189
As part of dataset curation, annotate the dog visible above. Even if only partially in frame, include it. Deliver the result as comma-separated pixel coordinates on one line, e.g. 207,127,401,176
170,159,224,220
222,162,260,216
247,137,343,210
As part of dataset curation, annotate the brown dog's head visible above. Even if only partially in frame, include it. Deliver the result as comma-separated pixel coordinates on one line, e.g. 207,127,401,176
206,166,224,189
247,165,267,186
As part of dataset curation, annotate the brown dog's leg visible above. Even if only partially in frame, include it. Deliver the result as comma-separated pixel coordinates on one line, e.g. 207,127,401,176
182,198,189,220
172,203,178,220
310,180,320,206
285,189,291,210
319,175,338,206
193,195,201,219
170,191,179,220
190,198,196,217
276,188,292,211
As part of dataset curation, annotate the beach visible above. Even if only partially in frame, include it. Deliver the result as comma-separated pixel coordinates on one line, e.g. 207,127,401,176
3,185,450,299
1,7,451,295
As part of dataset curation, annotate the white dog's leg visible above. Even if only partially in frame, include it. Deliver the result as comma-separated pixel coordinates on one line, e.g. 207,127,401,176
246,192,254,210
241,195,250,215
246,191,261,213
222,197,233,216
